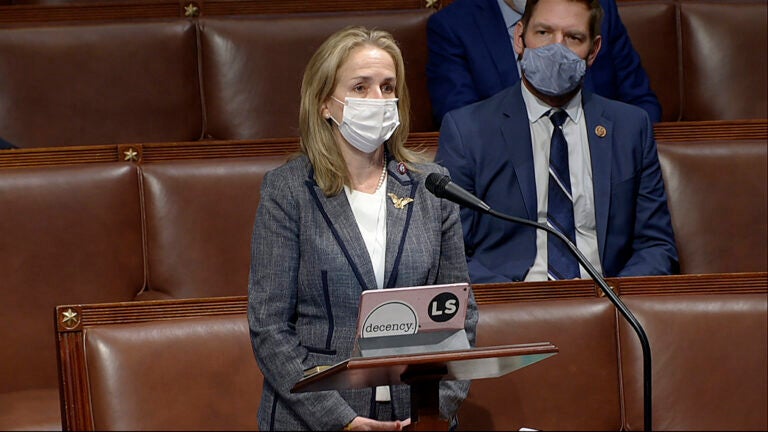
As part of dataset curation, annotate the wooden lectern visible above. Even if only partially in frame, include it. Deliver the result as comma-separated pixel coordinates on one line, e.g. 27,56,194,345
292,342,558,430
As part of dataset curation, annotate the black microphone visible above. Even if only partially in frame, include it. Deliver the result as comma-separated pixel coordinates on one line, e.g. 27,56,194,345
425,172,654,432
425,172,491,213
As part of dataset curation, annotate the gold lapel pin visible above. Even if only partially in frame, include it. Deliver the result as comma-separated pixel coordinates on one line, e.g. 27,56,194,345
595,125,607,138
388,193,414,209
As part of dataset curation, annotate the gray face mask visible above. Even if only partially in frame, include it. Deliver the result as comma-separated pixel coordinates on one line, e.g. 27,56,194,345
519,43,587,96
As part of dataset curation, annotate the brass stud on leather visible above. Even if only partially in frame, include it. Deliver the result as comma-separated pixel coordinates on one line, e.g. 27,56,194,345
184,3,200,17
60,308,80,330
123,148,139,162
425,0,439,8
597,284,616,297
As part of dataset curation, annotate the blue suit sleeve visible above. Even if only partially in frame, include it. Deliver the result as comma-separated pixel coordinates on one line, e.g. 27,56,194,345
435,111,515,283
427,12,484,127
618,112,679,276
601,0,662,122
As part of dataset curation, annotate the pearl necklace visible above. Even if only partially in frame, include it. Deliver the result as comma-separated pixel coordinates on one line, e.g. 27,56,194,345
375,155,387,191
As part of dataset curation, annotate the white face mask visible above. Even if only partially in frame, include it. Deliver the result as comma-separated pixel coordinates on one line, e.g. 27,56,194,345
329,97,400,154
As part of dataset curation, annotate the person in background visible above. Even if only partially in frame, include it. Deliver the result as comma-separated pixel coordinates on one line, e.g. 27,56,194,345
248,26,478,431
0,136,16,149
435,0,678,284
427,0,661,126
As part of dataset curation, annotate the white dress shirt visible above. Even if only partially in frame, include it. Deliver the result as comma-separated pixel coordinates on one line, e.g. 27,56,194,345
520,84,604,280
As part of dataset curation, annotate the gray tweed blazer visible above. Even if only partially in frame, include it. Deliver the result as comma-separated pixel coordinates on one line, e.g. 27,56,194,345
248,154,478,431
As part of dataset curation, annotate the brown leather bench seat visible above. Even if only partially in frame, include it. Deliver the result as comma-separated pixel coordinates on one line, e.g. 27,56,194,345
0,0,766,149
618,0,767,122
0,156,283,430
461,296,622,430
0,9,435,149
198,10,434,140
0,163,144,431
54,274,768,431
658,139,767,274
138,156,285,300
619,290,768,430
0,19,203,149
81,312,262,430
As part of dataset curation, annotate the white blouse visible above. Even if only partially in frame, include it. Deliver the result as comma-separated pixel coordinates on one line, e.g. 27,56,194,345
344,177,390,401
344,177,388,289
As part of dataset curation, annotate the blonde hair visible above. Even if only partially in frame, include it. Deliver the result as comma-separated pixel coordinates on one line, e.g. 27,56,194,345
299,26,425,196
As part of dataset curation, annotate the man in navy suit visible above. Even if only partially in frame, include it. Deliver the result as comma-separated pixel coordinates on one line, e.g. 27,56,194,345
427,0,661,126
435,0,678,283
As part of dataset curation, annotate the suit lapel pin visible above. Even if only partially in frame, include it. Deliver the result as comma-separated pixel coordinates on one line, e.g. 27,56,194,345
388,193,414,209
595,125,607,138
397,162,407,175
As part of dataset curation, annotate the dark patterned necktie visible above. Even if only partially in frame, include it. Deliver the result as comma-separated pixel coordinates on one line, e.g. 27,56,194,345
547,110,580,280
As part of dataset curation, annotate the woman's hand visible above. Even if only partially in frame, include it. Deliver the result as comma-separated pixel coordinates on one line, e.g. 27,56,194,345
344,416,411,431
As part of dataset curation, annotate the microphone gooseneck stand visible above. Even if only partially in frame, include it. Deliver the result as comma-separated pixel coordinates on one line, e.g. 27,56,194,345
424,173,652,431
487,208,652,432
